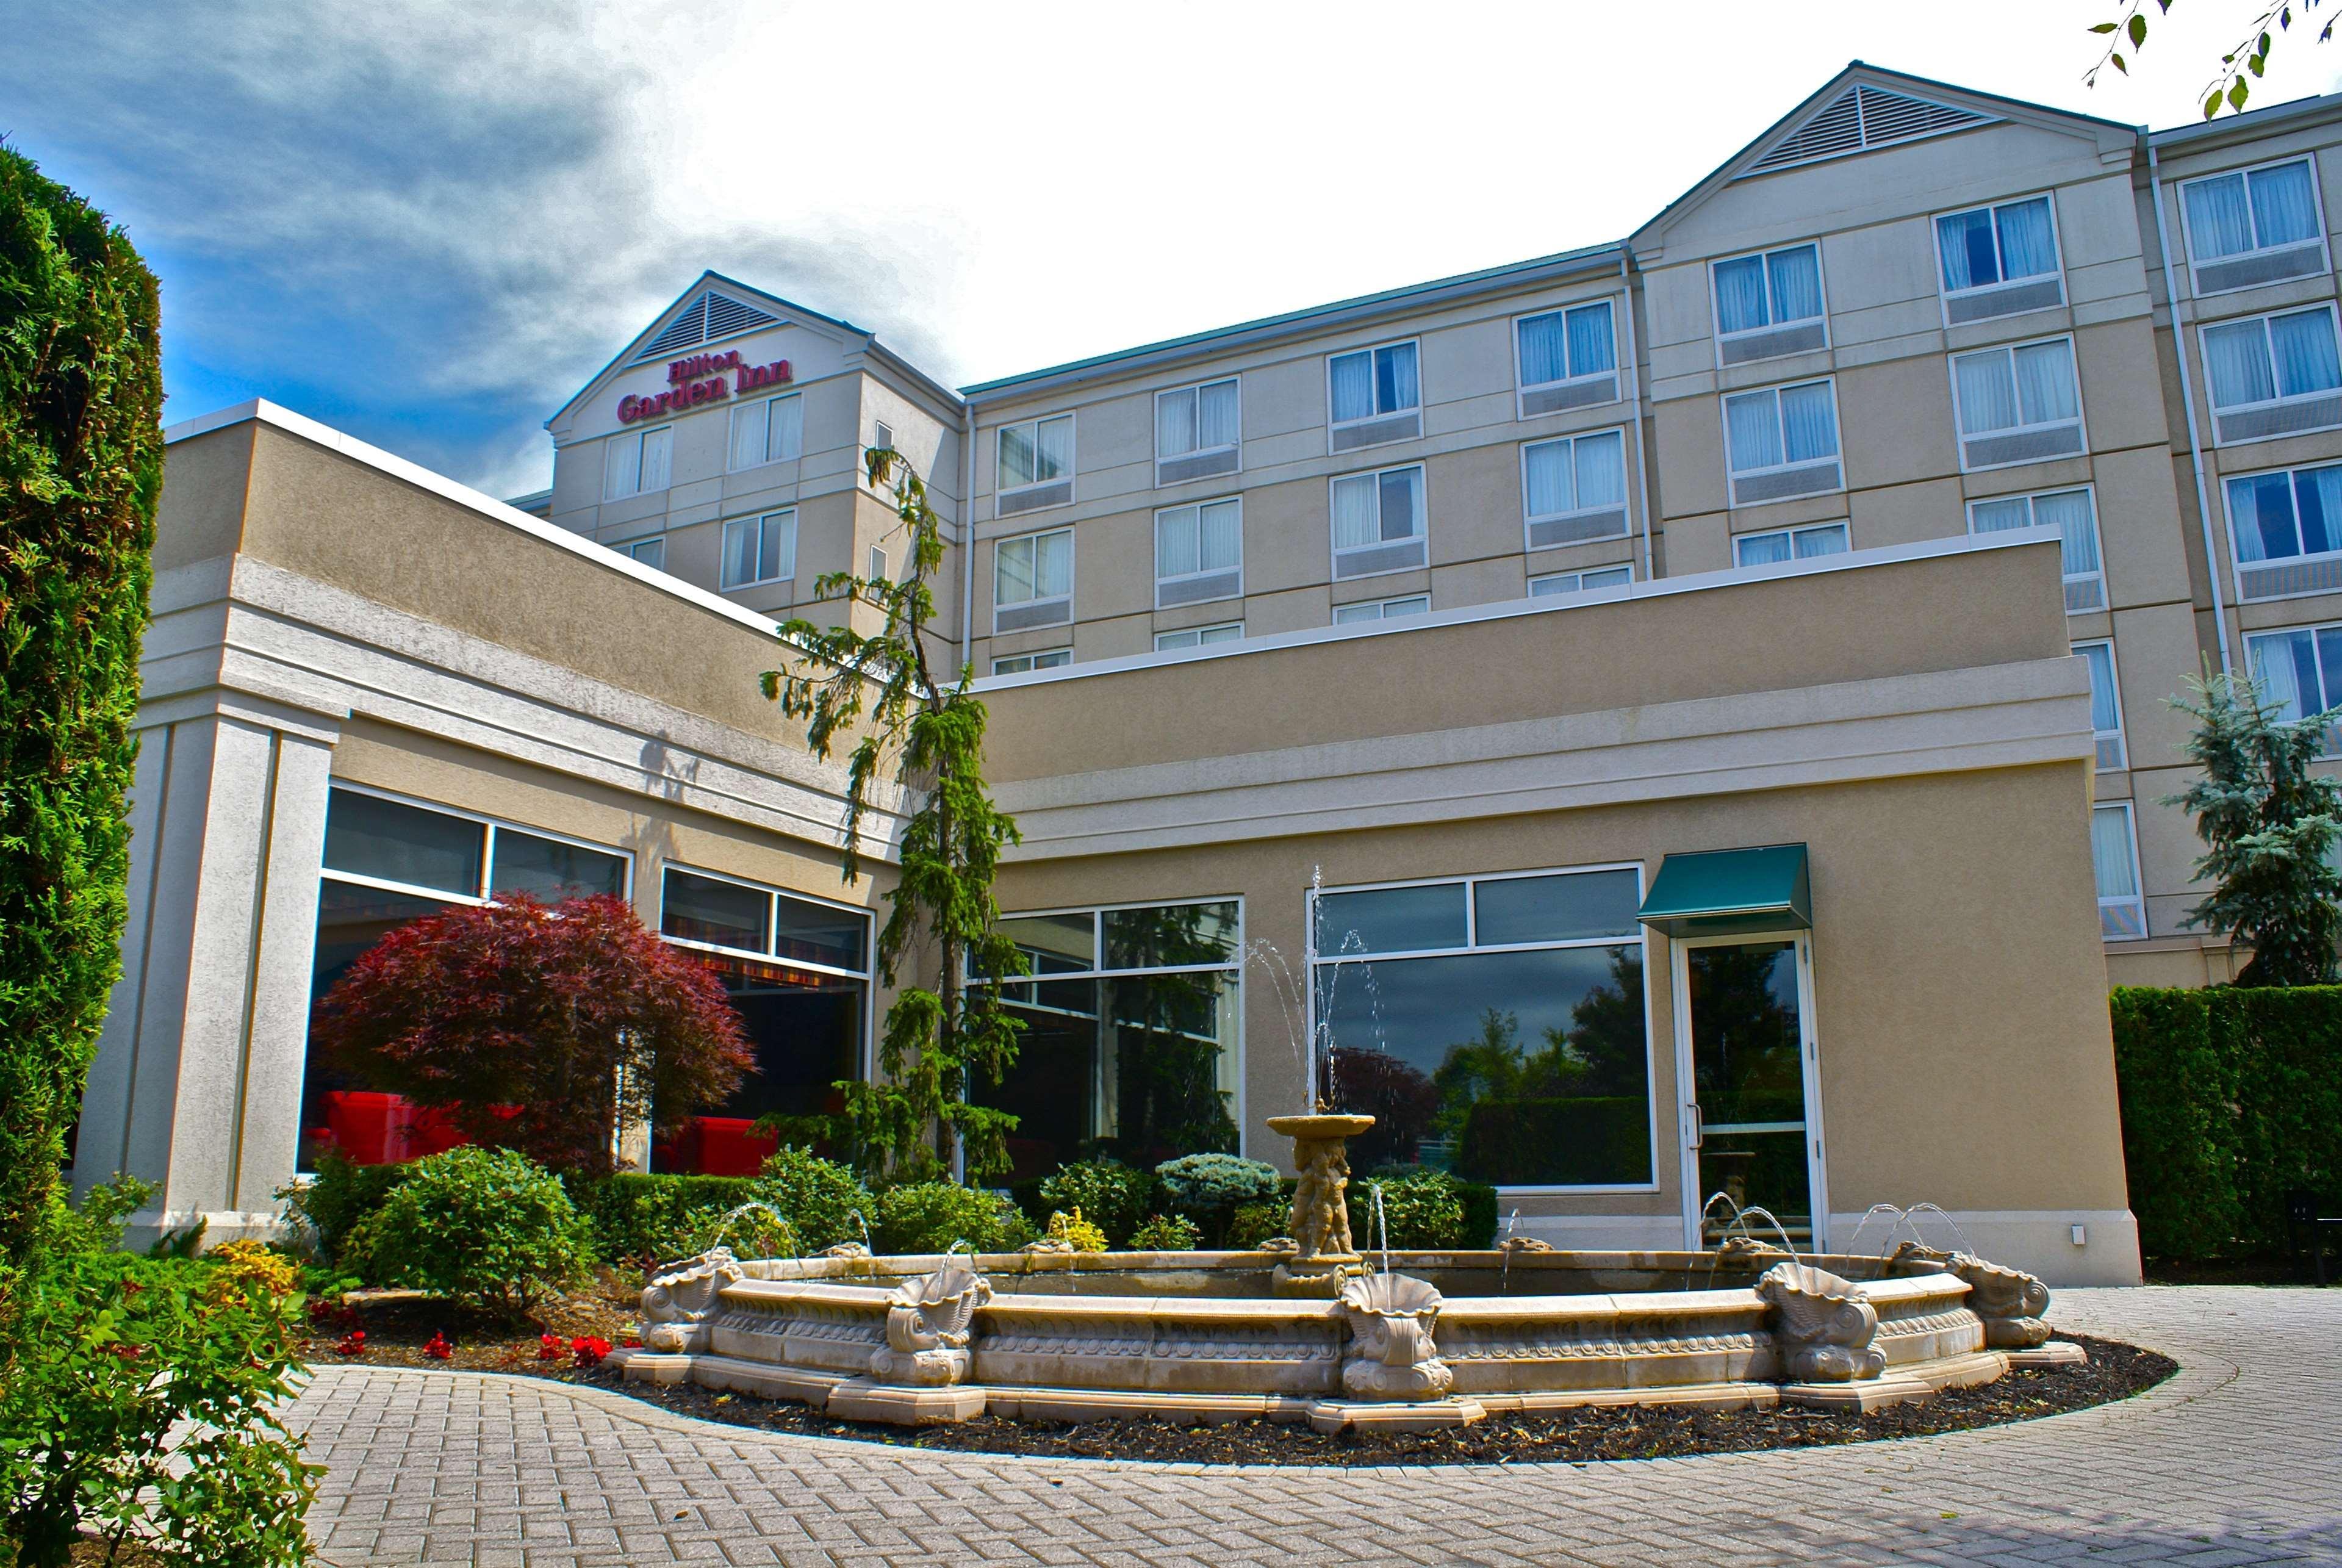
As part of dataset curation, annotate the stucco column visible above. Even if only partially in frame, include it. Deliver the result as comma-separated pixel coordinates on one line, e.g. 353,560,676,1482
75,691,341,1246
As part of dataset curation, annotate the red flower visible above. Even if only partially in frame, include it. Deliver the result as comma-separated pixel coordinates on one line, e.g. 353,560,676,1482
335,1329,367,1358
621,1336,642,1349
570,1336,612,1367
536,1332,564,1361
423,1332,454,1361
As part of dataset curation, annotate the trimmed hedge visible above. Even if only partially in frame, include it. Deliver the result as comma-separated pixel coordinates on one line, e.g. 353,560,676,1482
571,1173,774,1264
2111,984,2342,1259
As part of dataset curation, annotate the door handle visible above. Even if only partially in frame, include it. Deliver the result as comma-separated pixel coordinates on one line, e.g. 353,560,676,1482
1686,1102,1704,1149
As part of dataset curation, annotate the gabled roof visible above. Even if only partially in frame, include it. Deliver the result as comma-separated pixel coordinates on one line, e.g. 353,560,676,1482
1634,61,2136,250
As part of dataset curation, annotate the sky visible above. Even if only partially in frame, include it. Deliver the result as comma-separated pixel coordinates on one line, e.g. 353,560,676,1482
9,1,2342,500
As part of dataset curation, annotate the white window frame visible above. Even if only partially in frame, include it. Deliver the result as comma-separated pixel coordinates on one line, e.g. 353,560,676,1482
2222,461,2342,603
602,425,672,501
1947,333,2087,473
656,860,874,987
1720,377,1844,490
2244,620,2342,758
1154,623,1243,651
1708,242,1830,359
727,392,804,472
2075,639,2127,772
1306,863,1658,1195
1154,497,1244,609
1964,486,2105,613
1325,337,1423,435
1733,520,1850,569
1529,565,1633,599
2092,801,2149,943
2180,154,2332,289
319,780,634,908
618,534,665,571
1519,427,1633,552
719,508,797,591
993,527,1075,627
1332,594,1430,625
1512,298,1624,412
1327,462,1428,580
2197,304,2342,441
1154,377,1242,469
995,412,1077,506
991,649,1072,676
1928,192,2066,324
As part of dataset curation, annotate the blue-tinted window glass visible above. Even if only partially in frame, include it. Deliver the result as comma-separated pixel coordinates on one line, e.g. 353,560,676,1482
323,789,483,897
661,868,768,952
1315,883,1468,956
2298,467,2342,556
489,830,626,901
773,894,867,973
1473,870,1642,945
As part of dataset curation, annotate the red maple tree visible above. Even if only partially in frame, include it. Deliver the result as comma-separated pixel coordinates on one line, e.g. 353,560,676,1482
310,893,755,1172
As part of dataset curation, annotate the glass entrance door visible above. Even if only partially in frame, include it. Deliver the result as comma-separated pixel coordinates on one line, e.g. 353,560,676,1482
1683,938,1816,1243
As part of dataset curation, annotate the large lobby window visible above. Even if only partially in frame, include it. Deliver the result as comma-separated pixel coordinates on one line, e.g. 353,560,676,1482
658,866,871,1176
304,786,630,1168
980,900,1243,1184
1313,866,1653,1189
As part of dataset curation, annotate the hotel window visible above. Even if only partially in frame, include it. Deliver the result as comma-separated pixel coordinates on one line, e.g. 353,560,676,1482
2245,620,2342,755
1722,379,1842,505
658,865,872,1174
1968,487,2105,613
1155,377,1241,484
1327,339,1422,451
304,786,628,1170
1934,195,2063,322
2182,156,2327,295
602,425,672,500
1334,594,1429,625
2077,640,2127,771
994,528,1073,633
977,899,1243,1181
1734,520,1848,567
2226,462,2342,601
873,420,894,452
2200,306,2342,445
1530,565,1631,599
1521,429,1629,551
728,392,804,471
619,534,665,572
1711,242,1826,362
1330,463,1427,578
1155,623,1241,650
868,546,888,582
991,649,1071,675
1950,336,2084,469
2092,804,2147,940
1515,300,1620,414
720,509,796,590
1155,498,1242,609
1311,866,1652,1186
996,414,1074,516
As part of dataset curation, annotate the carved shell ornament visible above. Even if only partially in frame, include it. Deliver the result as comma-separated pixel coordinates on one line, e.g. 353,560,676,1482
638,1247,742,1353
1337,1271,1454,1400
885,1256,993,1354
1756,1261,1886,1382
1947,1252,2053,1347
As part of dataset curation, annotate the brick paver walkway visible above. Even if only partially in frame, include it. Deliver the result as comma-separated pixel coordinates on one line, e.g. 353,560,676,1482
288,1286,2342,1566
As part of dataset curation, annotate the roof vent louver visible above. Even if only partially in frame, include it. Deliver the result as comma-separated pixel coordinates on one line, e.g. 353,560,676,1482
1741,84,1991,178
632,290,782,362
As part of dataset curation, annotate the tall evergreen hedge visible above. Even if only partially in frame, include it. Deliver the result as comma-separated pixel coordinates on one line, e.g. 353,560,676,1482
2110,985,2342,1259
0,145,163,1315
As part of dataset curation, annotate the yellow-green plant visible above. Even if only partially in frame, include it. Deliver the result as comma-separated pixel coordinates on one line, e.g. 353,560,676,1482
1045,1208,1108,1253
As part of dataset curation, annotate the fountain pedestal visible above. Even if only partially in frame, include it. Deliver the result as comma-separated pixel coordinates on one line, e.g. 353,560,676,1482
1265,1112,1376,1298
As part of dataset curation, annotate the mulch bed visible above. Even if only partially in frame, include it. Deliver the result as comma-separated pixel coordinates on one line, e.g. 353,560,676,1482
300,1275,639,1378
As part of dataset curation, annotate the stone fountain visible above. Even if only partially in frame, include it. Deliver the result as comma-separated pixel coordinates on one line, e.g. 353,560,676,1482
1263,1111,1375,1296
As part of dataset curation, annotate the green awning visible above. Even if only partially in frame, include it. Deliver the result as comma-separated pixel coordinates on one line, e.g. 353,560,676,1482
1637,844,1811,939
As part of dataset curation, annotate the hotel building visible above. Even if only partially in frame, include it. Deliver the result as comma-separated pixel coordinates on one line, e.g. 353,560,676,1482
82,63,2342,1284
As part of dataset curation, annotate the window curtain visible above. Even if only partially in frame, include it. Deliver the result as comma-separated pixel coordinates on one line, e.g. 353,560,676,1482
1968,496,2033,533
768,395,804,462
2227,474,2291,562
639,428,672,492
1736,531,1793,567
2204,322,2277,408
996,538,1036,604
1523,440,1573,516
1000,425,1038,489
1374,343,1420,414
1518,313,1568,386
2080,643,2121,734
2249,630,2317,721
2296,466,2342,555
603,434,641,500
757,514,792,583
2249,160,2321,248
2090,808,2138,900
1725,390,1783,471
1157,389,1198,458
1996,199,2057,280
730,401,769,471
2186,173,2257,259
1034,531,1072,597
1767,246,1823,322
1197,500,1241,571
721,517,756,588
1794,523,1849,558
1156,508,1199,578
2268,310,2342,397
1197,381,1239,448
1574,431,1626,509
1714,256,1769,334
2013,340,2079,425
1565,303,1616,376
1330,352,1375,423
1035,417,1073,482
1331,473,1378,549
1956,351,2021,434
2032,490,2103,578
1936,209,1998,291
1378,467,1423,540
1779,383,1839,462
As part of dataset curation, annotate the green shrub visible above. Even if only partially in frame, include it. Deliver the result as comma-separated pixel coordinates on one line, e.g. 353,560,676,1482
1349,1171,1470,1250
1128,1213,1201,1251
1035,1160,1154,1246
0,145,163,1322
343,1147,592,1313
0,1179,314,1567
1154,1153,1281,1242
871,1182,1035,1254
1224,1201,1288,1250
1363,1165,1499,1249
1453,1096,1651,1189
276,1151,408,1264
574,1173,771,1264
757,1146,876,1253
